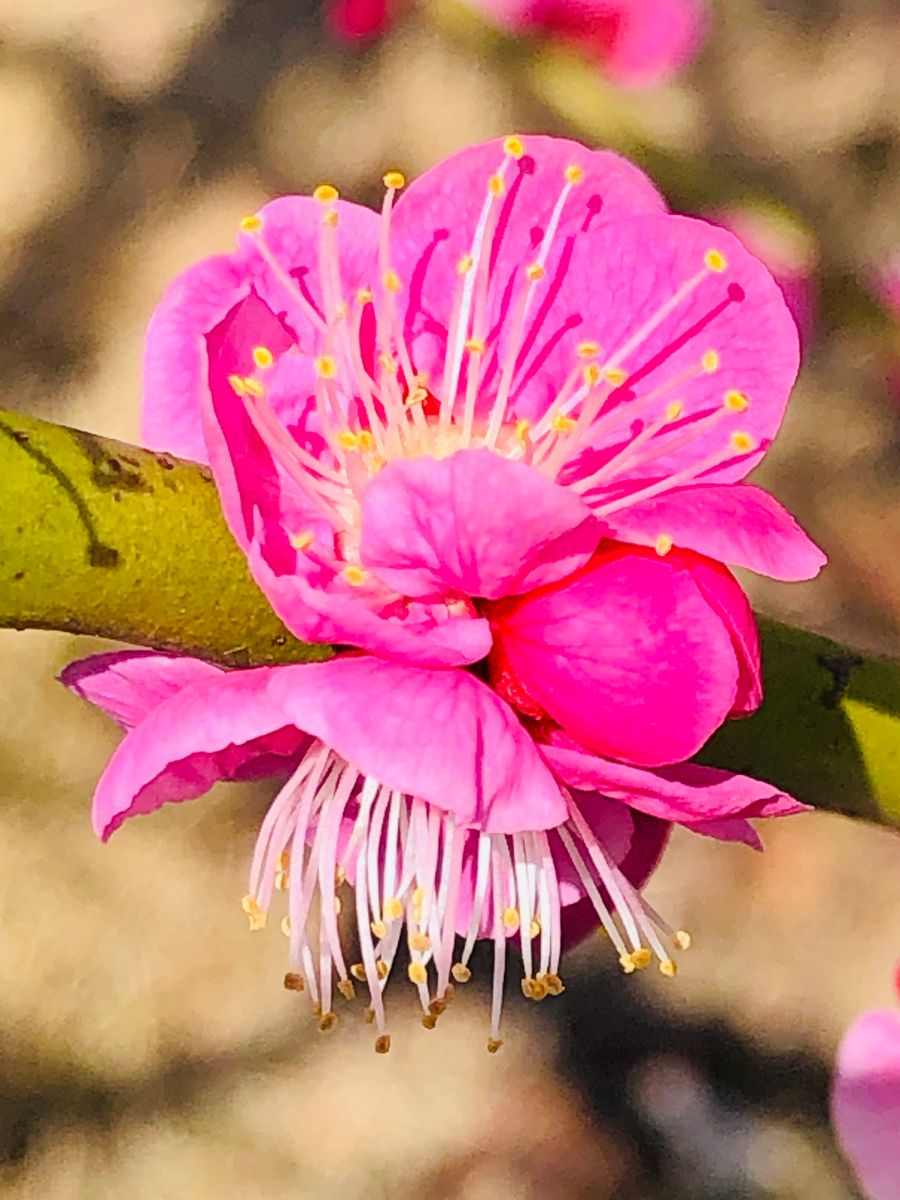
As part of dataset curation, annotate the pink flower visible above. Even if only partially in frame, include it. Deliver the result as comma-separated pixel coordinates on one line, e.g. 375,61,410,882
143,135,824,764
470,0,706,87
832,968,900,1200
326,0,393,42
62,648,803,1050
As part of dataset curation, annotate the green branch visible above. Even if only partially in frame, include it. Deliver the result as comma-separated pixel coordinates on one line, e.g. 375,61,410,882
1,408,898,830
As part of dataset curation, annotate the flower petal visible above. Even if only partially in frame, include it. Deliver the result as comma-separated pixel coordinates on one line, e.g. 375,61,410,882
489,542,741,766
60,651,223,730
360,447,602,600
598,482,827,582
833,1009,900,1200
267,656,567,832
91,668,306,840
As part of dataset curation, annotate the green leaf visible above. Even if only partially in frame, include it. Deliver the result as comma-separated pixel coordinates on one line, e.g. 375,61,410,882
1,408,898,829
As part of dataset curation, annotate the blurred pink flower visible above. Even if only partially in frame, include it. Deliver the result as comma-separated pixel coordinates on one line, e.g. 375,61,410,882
707,204,819,351
471,0,706,87
143,135,824,763
832,969,900,1200
326,0,393,42
62,649,803,1050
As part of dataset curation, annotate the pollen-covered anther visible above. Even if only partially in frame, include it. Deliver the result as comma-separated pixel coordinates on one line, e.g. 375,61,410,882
406,386,428,407
421,1013,438,1030
629,948,653,970
704,249,728,273
383,170,406,190
364,1007,376,1024
242,377,264,398
283,972,305,992
457,254,474,276
319,1011,338,1031
376,959,388,980
409,931,432,952
577,340,600,360
702,349,720,373
336,430,361,451
605,367,628,386
659,958,678,978
382,269,402,294
504,135,525,159
407,961,428,986
451,962,472,984
515,418,531,445
356,287,374,305
464,336,486,354
731,431,757,453
322,209,339,229
350,963,367,982
241,894,266,931
529,919,541,938
239,214,262,233
526,263,545,282
342,565,369,587
280,916,291,937
487,1038,503,1054
583,363,602,387
551,413,577,435
675,930,693,951
565,164,585,184
542,973,565,996
619,953,637,975
252,346,274,370
313,183,339,203
375,1034,391,1054
315,355,337,379
228,374,247,395
503,906,521,932
274,870,289,891
655,534,673,557
724,389,749,412
337,978,356,1002
385,897,404,921
370,919,387,939
665,402,684,421
357,430,376,452
522,976,548,1001
290,530,314,552
489,174,505,197
378,353,398,374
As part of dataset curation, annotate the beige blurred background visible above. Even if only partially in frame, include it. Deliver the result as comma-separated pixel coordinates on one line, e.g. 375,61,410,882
1,1,900,1196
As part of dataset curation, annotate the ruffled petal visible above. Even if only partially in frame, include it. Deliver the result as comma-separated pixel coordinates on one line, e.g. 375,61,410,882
60,651,223,730
686,553,762,717
833,1009,900,1200
360,447,601,600
489,542,741,766
598,482,827,582
267,656,567,832
91,668,306,840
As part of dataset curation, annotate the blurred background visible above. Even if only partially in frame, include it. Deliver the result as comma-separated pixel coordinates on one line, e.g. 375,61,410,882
1,0,899,1196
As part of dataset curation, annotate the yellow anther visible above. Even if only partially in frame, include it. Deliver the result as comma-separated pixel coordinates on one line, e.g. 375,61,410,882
241,894,266,931
383,269,402,294
705,249,728,273
407,961,428,986
702,350,720,373
487,1037,503,1054
489,174,505,196
724,389,749,412
322,208,340,229
386,897,404,921
451,962,472,984
464,336,486,354
412,886,425,907
529,918,541,938
504,135,526,159
383,170,406,190
577,340,600,359
619,953,637,975
655,534,673,557
421,1013,438,1030
350,963,367,982
357,430,375,452
583,363,602,387
279,850,290,873
370,919,387,939
290,530,314,552
605,366,627,386
364,1006,375,1024
283,972,305,992
315,355,337,379
526,262,545,282
542,972,565,996
242,377,264,398
378,352,398,374
228,374,247,395
376,959,388,980
521,977,536,999
319,1010,338,1031
275,870,289,891
375,1034,391,1054
337,978,356,1002
666,401,684,421
551,413,577,435
239,214,262,233
630,948,653,970
730,431,756,453
457,254,474,276
313,184,339,203
356,287,374,305
342,565,368,587
503,907,520,932
659,958,678,978
280,916,291,937
531,977,549,1000
409,931,432,952
515,418,531,444
333,895,342,916
406,386,428,407
336,430,361,451
565,164,585,184
675,930,692,951
252,346,274,370
335,301,347,319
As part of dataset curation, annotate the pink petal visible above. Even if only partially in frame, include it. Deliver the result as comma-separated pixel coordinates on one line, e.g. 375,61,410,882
267,657,567,833
60,651,223,729
598,482,826,582
360,447,601,600
91,668,307,840
489,542,741,766
326,0,393,41
686,552,762,717
389,134,666,399
833,1010,900,1200
543,739,808,826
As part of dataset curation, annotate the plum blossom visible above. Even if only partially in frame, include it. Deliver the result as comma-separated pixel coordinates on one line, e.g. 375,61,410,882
62,649,803,1051
832,967,900,1200
143,134,824,765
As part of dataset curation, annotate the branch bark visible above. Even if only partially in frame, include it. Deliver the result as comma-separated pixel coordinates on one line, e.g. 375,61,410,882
1,408,898,829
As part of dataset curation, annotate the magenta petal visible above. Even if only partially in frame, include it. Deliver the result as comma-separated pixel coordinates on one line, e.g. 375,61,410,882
833,1010,900,1200
599,482,826,582
60,651,223,729
544,741,808,826
686,553,762,718
92,668,306,840
267,657,567,832
361,447,601,600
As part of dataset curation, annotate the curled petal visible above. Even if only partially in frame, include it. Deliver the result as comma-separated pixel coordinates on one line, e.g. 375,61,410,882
833,1009,900,1200
60,651,223,730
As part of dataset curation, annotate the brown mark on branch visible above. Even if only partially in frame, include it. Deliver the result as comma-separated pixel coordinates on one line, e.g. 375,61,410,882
818,652,864,709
